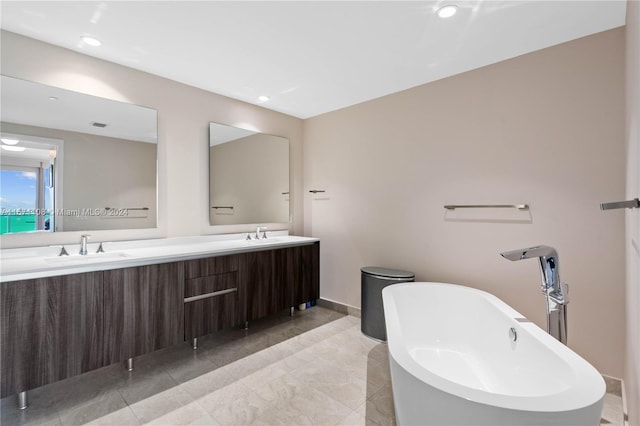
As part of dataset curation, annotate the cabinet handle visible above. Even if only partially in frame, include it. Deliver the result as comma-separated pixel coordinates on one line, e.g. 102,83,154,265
184,288,238,303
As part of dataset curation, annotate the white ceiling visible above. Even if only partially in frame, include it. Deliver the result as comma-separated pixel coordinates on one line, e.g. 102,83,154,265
0,1,627,119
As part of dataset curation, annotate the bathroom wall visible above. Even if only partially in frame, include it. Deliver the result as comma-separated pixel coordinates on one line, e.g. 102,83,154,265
0,30,304,247
304,28,626,377
624,0,639,423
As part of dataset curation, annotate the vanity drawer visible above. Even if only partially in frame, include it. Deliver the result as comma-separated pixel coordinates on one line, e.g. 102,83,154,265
184,272,238,299
184,271,242,339
184,254,239,279
184,290,242,339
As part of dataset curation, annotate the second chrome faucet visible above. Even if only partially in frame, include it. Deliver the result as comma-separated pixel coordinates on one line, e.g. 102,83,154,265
79,234,90,255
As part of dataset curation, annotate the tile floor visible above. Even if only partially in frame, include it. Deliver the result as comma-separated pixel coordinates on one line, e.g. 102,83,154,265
0,306,625,426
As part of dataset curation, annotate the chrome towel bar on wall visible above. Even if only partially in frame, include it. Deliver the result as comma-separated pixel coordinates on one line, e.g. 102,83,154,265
600,198,640,211
105,206,149,211
444,204,529,210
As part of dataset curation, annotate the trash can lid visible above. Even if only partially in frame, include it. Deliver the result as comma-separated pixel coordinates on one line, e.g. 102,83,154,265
361,266,415,279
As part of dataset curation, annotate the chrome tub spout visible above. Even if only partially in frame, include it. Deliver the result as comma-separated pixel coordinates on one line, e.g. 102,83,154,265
500,245,569,344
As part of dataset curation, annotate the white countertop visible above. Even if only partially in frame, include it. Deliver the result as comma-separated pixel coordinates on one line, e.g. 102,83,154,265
0,232,319,283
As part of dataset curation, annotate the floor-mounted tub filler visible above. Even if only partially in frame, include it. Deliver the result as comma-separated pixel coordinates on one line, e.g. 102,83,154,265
382,283,605,425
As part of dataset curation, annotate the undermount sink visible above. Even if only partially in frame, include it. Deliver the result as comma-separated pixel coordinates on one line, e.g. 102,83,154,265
44,252,131,264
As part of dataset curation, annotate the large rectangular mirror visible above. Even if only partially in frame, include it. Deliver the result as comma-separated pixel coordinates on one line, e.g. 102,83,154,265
0,75,157,234
209,122,289,225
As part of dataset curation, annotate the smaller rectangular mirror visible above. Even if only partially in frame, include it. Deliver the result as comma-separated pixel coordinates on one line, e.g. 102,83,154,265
209,123,289,225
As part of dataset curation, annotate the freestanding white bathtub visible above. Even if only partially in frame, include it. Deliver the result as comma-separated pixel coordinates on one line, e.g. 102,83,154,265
382,282,605,426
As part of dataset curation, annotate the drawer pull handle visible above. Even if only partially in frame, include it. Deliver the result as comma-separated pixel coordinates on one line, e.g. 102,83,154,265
184,288,238,303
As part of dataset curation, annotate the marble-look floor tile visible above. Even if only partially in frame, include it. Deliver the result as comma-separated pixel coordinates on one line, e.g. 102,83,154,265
58,390,129,426
143,401,219,426
178,365,237,400
118,369,181,405
600,392,624,425
217,351,273,381
268,350,317,373
367,343,390,365
338,409,367,426
0,385,62,426
0,402,62,426
280,376,354,425
363,385,396,426
196,382,271,426
205,337,269,369
85,406,141,426
127,385,194,424
259,337,308,364
604,376,623,397
153,347,219,385
239,358,289,388
250,373,354,426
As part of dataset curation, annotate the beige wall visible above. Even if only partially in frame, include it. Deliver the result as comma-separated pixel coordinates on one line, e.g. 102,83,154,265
624,0,640,423
2,122,157,231
304,28,626,378
209,133,289,225
0,30,304,247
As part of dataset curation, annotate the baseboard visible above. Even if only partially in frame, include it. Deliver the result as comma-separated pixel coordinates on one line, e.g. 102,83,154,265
317,298,362,318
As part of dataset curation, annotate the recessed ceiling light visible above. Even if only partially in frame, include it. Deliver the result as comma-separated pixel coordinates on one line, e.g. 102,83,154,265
48,96,58,101
437,5,458,18
1,138,19,145
258,95,270,102
2,145,26,152
80,35,101,47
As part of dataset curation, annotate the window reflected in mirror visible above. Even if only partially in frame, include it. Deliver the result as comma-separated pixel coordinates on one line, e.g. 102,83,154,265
0,135,59,234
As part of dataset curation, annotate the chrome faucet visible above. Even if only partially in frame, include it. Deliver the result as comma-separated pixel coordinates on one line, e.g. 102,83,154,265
500,245,569,344
79,234,90,255
256,226,267,239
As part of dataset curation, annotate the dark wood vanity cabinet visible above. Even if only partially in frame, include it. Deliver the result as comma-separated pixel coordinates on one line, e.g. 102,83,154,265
183,254,246,339
246,243,320,321
0,240,319,398
0,272,104,398
103,262,184,364
184,242,319,338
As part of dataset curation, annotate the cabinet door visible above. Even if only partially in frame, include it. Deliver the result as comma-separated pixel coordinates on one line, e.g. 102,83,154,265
0,272,103,398
293,242,320,306
103,262,184,364
245,249,290,321
184,272,242,338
